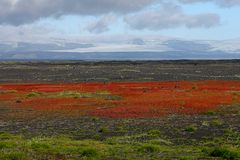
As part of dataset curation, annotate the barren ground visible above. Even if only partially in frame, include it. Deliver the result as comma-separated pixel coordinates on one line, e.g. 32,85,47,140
0,60,240,160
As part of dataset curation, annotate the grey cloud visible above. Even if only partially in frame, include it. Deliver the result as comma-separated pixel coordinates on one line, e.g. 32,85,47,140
178,0,240,7
87,14,116,34
0,0,239,26
164,40,212,51
0,24,53,43
0,0,155,25
217,0,240,7
125,3,220,30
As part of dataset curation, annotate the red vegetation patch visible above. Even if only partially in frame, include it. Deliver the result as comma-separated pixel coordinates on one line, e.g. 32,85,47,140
0,81,240,118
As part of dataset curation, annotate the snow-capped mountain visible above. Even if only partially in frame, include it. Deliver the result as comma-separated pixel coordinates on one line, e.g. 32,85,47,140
0,37,240,60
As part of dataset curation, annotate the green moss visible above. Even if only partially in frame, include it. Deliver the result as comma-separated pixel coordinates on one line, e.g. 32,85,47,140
0,132,20,140
53,90,122,101
208,147,239,159
95,90,110,95
147,139,172,145
0,61,19,65
91,117,100,122
116,126,127,133
210,119,224,126
23,90,122,101
204,111,217,115
147,130,161,136
0,140,16,149
185,125,198,132
0,151,27,160
0,132,239,160
202,121,209,127
224,128,235,135
179,157,195,160
138,144,160,153
0,90,17,94
30,141,52,153
26,92,42,98
98,127,110,133
92,134,101,140
81,148,99,158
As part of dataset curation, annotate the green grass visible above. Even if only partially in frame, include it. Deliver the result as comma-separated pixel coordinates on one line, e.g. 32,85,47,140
0,132,20,140
210,119,224,126
185,125,198,132
0,151,27,160
204,110,217,115
147,130,161,136
0,132,198,160
23,90,122,104
138,144,160,153
204,147,240,160
26,92,42,98
0,61,20,65
1,131,240,160
25,90,123,101
81,148,99,158
98,127,110,133
0,90,17,94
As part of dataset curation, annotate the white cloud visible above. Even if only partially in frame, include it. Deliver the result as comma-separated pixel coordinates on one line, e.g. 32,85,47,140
125,3,220,30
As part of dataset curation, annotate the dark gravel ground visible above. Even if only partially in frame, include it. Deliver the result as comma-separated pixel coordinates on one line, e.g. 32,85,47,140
0,60,239,83
1,104,240,145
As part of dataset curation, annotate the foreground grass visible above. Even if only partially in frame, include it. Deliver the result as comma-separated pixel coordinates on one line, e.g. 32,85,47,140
1,132,240,160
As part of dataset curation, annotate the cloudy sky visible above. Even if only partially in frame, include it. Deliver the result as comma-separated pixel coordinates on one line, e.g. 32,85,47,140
0,0,240,43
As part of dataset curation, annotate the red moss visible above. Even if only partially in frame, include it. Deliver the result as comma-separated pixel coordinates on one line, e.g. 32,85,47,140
0,80,240,118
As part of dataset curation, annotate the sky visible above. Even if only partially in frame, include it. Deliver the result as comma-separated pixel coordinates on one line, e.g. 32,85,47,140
0,0,240,43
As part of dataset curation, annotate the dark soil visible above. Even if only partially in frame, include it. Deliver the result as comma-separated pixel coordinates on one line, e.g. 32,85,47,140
0,60,239,83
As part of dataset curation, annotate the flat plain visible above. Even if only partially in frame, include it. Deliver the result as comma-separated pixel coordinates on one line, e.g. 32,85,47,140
0,60,240,160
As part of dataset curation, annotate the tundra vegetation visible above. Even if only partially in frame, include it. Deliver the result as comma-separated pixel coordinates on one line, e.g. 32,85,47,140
0,80,240,159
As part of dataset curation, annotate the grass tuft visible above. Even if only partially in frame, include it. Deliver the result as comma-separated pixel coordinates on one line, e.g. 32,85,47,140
0,151,27,160
208,147,239,160
210,119,224,126
185,125,198,132
26,92,42,98
147,130,161,136
55,90,122,101
138,144,159,153
81,148,99,158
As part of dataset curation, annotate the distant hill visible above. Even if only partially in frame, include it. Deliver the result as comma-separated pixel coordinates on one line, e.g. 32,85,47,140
0,38,240,60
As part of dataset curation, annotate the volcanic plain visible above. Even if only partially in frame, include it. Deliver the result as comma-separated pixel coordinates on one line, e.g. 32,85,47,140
0,60,240,160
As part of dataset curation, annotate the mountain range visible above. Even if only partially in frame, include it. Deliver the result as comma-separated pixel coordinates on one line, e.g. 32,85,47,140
0,37,240,60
